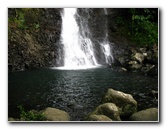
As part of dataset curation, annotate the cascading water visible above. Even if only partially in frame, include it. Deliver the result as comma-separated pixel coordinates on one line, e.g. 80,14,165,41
101,8,114,64
56,8,113,69
59,8,98,69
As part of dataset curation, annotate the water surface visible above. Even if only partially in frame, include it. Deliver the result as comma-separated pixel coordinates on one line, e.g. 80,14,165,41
8,67,158,120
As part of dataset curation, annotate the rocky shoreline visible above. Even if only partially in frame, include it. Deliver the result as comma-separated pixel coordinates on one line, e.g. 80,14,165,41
8,88,158,122
110,44,158,77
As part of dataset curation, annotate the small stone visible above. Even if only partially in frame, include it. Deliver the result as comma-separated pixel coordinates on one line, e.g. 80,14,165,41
131,64,142,69
128,61,137,65
134,53,144,63
149,90,158,99
140,48,147,53
121,67,127,72
143,53,147,56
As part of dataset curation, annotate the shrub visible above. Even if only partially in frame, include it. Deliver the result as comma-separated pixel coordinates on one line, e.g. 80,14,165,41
18,105,46,121
115,8,158,47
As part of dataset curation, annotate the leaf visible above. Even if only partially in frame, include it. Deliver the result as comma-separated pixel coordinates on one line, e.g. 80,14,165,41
35,23,40,29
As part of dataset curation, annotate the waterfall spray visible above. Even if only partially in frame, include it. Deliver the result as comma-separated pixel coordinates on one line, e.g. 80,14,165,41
56,8,113,70
59,8,99,69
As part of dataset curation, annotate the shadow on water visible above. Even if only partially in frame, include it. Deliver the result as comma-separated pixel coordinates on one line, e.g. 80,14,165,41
8,67,158,120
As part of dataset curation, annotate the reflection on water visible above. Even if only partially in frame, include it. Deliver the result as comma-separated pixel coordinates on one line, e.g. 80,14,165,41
8,67,158,120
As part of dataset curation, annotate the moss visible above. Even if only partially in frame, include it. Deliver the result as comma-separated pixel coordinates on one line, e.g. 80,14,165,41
121,104,137,116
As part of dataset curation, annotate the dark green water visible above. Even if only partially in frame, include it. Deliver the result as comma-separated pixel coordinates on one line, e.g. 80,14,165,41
8,67,158,120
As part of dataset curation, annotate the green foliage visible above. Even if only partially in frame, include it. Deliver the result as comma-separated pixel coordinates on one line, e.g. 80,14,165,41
18,105,46,121
35,23,40,29
15,12,27,29
130,8,158,46
115,16,125,26
8,8,41,31
115,8,158,47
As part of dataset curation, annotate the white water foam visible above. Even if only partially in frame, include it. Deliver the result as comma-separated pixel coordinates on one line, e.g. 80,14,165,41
59,8,98,70
55,8,113,70
52,65,102,70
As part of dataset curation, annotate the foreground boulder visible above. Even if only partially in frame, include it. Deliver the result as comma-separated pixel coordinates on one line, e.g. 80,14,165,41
86,103,121,121
40,107,70,121
129,108,158,121
102,88,137,116
87,114,112,121
8,117,15,121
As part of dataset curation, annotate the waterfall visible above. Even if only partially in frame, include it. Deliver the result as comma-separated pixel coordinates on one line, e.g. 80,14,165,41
101,8,114,64
56,8,113,70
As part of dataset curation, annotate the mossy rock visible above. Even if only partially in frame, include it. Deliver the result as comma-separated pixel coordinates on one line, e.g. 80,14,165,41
102,88,137,116
86,103,121,121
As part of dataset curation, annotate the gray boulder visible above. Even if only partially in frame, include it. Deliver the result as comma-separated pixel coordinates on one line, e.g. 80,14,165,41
102,88,137,116
40,107,70,121
86,103,121,121
129,108,158,121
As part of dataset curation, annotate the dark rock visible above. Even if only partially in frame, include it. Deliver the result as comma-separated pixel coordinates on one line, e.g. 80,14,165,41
129,108,158,121
144,54,158,65
131,63,142,70
138,93,146,99
142,64,158,76
102,88,137,116
8,8,61,72
149,90,158,99
139,48,147,53
130,48,137,54
111,58,122,67
115,55,130,67
146,65,158,76
118,67,127,72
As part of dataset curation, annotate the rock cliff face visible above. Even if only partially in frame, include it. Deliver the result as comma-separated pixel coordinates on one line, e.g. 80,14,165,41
8,8,158,76
8,8,62,72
